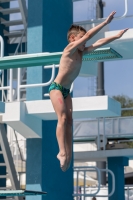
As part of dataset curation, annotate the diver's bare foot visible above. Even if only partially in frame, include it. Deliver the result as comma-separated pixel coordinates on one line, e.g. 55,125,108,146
57,153,67,172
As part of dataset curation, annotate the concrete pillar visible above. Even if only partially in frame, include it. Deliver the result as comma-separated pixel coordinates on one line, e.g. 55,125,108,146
26,1,73,200
108,157,129,200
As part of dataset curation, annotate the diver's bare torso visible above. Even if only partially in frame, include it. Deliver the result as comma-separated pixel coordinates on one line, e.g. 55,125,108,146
54,46,83,89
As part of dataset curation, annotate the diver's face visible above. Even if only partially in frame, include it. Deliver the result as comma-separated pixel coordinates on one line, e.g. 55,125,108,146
74,31,86,51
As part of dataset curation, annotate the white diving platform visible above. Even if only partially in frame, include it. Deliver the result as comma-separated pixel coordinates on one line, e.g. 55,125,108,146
0,96,121,138
74,149,133,162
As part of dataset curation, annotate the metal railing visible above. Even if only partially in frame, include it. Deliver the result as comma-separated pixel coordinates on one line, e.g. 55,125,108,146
0,36,4,57
74,166,101,199
9,133,26,173
17,64,56,101
74,166,115,199
17,64,73,101
74,115,133,150
0,30,27,102
14,27,27,55
125,185,133,200
0,36,7,102
0,36,74,102
74,185,133,200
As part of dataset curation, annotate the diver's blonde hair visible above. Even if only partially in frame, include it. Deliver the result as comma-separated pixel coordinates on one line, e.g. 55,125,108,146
67,24,86,42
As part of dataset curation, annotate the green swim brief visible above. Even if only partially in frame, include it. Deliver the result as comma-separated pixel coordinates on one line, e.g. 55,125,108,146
49,82,70,99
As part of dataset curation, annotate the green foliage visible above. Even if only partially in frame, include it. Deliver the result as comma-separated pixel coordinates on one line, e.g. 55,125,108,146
127,141,133,148
113,95,133,116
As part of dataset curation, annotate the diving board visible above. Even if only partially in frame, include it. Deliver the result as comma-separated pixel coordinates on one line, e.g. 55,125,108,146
0,96,121,138
0,47,122,70
0,190,47,196
86,29,133,60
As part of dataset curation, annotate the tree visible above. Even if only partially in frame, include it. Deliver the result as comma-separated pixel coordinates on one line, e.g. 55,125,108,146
113,95,133,148
113,95,133,116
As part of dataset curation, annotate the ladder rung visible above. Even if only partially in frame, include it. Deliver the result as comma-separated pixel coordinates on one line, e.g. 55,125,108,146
0,163,6,166
0,7,20,15
1,19,23,26
9,52,26,56
0,199,14,200
21,80,26,83
0,151,3,154
0,0,16,2
0,124,20,195
20,98,26,101
0,174,9,178
0,199,15,200
0,187,12,189
4,30,25,38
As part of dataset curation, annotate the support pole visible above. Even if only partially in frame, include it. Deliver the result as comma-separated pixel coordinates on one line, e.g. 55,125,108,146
96,0,106,186
96,0,105,96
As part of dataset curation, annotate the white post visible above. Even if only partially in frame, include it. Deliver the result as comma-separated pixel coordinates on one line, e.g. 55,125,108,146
17,68,21,101
10,69,13,102
2,70,4,102
0,36,4,102
0,36,4,57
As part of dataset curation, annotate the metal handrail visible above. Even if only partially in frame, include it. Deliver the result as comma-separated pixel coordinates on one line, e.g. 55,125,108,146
96,169,115,197
125,185,133,200
75,184,133,199
9,26,27,102
0,36,7,102
82,169,115,198
121,107,133,111
74,116,133,150
74,166,101,199
74,0,133,24
17,64,56,101
0,36,4,57
0,38,73,102
73,167,115,198
13,130,26,162
0,33,27,102
15,27,27,55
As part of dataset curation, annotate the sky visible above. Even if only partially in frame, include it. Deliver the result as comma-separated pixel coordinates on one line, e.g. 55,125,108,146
73,0,133,98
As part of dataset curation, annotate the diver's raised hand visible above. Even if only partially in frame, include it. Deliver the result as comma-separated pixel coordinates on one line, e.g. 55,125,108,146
116,28,129,38
105,11,116,24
